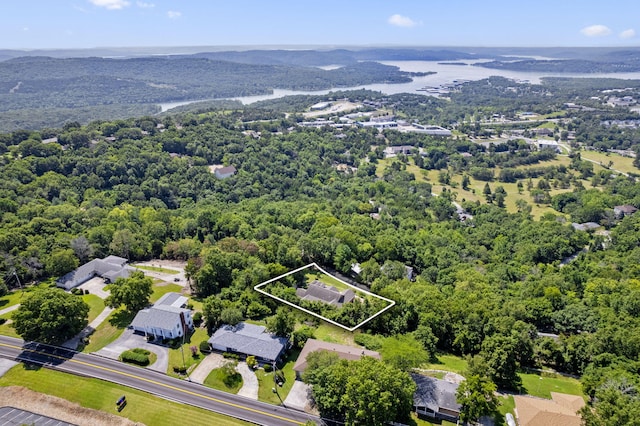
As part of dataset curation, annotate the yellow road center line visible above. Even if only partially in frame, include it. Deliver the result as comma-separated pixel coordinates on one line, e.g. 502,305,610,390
0,342,304,425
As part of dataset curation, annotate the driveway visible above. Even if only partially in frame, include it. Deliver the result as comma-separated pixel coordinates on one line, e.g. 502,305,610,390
189,353,226,384
77,277,110,299
94,328,168,373
133,260,187,288
283,381,315,412
236,362,258,400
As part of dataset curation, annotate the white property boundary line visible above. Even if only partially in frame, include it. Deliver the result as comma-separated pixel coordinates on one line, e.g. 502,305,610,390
254,262,396,332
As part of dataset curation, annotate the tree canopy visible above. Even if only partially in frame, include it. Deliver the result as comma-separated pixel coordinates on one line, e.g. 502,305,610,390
13,288,89,344
105,271,153,313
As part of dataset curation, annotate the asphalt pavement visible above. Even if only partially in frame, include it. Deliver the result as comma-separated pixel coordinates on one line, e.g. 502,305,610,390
0,336,320,426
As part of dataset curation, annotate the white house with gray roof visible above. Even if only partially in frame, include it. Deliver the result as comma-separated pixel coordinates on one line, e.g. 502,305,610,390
130,292,193,340
56,255,132,290
208,322,288,364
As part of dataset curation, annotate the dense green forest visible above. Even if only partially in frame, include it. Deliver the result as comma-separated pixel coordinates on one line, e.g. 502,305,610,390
2,84,640,421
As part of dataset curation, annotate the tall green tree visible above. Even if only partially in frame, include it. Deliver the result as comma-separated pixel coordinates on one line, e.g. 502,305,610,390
308,356,416,426
266,307,295,337
456,375,499,424
13,288,89,344
105,271,153,313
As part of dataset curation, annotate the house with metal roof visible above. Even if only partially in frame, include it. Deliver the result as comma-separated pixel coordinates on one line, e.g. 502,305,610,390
130,292,193,340
412,374,462,423
56,255,132,290
208,322,288,364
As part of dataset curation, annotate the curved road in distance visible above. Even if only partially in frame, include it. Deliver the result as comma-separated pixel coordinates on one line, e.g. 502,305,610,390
0,336,319,426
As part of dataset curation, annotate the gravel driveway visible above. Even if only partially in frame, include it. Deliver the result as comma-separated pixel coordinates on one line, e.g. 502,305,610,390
94,328,168,373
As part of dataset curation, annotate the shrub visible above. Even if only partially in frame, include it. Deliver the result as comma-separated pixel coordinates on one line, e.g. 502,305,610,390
354,333,384,350
223,352,240,360
193,312,203,326
199,340,210,353
84,289,90,295
0,318,6,325
173,365,187,374
246,355,257,369
263,364,273,373
121,349,150,366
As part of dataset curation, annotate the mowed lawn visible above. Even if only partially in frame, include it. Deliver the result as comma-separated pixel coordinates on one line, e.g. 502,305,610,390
0,365,250,426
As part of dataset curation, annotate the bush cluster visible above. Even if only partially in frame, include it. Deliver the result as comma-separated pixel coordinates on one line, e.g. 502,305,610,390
121,348,151,366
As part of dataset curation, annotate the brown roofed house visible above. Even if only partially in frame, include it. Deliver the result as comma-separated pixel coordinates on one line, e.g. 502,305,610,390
614,204,638,219
514,392,585,426
293,338,381,378
296,280,355,307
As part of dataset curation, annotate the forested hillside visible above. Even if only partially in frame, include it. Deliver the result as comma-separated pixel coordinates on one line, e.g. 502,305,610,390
0,56,413,133
2,85,640,421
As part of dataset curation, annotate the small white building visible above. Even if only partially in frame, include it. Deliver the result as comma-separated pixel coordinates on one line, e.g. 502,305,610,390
214,165,237,179
130,292,193,340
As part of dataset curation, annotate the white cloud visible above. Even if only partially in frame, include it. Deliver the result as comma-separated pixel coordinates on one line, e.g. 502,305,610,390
580,24,612,37
88,0,130,10
388,14,418,28
23,27,29,32
137,1,155,8
167,10,182,19
620,29,636,39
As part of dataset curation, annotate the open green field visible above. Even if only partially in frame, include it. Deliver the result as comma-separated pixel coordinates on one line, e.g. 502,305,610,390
0,364,250,425
256,349,300,404
580,150,639,175
520,370,583,399
376,156,598,219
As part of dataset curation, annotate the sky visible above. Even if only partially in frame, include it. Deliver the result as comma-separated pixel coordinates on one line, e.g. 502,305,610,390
2,0,640,50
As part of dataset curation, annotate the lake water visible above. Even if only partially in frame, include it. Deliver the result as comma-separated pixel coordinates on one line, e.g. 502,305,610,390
159,60,640,112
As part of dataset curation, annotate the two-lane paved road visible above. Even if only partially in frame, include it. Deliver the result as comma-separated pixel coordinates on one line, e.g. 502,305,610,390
0,336,320,426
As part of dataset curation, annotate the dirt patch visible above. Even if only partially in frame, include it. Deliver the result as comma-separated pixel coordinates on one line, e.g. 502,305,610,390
0,386,142,426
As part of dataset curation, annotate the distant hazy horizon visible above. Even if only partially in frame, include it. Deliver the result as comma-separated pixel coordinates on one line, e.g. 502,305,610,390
3,0,640,50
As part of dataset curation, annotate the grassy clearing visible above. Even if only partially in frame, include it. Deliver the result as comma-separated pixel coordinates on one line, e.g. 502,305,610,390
305,271,350,291
81,294,105,323
150,284,184,303
376,154,609,219
203,364,243,394
313,323,355,345
0,364,250,425
424,353,469,375
82,309,134,353
580,150,639,175
256,349,300,404
133,264,180,274
167,327,209,377
519,371,583,399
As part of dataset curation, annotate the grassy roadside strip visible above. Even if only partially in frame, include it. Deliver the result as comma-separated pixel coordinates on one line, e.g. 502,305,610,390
0,364,250,426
